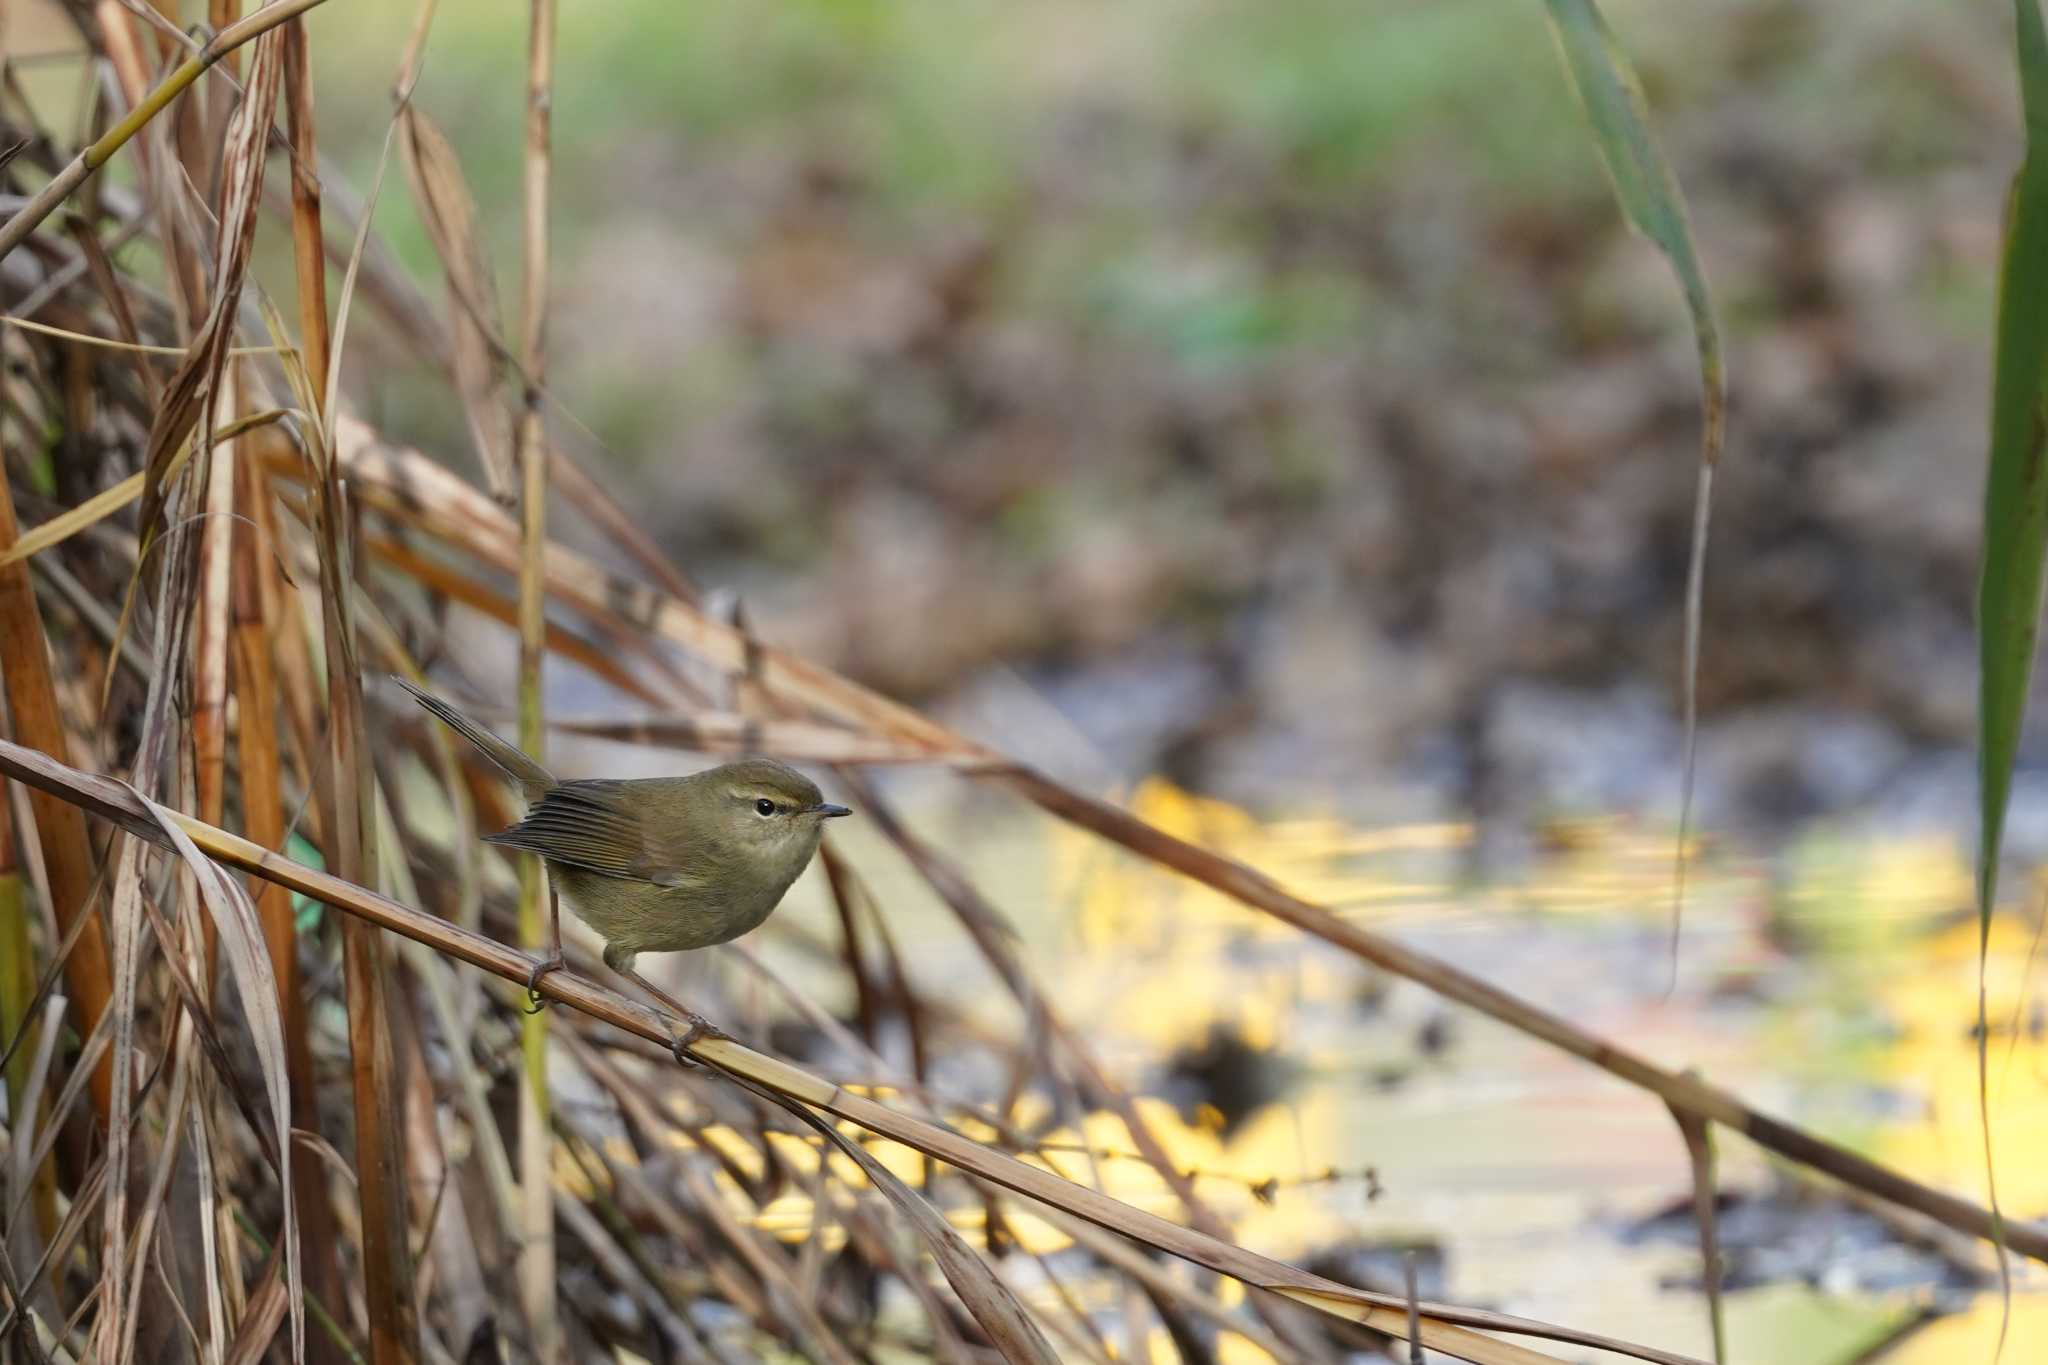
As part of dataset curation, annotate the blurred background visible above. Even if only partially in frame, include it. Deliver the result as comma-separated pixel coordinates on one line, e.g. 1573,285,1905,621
12,0,2048,1360
300,0,2020,850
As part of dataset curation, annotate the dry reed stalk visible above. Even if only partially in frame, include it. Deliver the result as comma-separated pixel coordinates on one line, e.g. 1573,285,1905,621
246,475,325,809
0,735,1706,1365
209,2,245,76
1036,1206,1298,1362
131,0,288,639
275,6,335,828
284,12,331,409
232,444,345,1359
396,106,515,501
193,373,236,839
317,477,418,1363
387,971,494,1359
819,842,883,1049
512,2,562,1360
0,401,113,1122
1668,1103,1726,1364
94,1,154,114
280,157,451,370
135,765,304,1363
548,711,941,764
135,0,186,62
191,364,237,985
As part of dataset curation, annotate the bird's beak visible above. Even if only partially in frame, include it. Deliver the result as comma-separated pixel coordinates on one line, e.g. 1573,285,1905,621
810,803,853,819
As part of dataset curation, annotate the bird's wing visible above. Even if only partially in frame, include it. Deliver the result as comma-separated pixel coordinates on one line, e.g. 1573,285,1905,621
482,779,667,882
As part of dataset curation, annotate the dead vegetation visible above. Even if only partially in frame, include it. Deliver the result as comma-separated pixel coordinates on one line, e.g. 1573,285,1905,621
0,4,2033,1365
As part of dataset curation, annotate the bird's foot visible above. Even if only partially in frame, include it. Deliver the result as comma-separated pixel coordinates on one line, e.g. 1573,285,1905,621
523,952,567,1014
667,1011,731,1067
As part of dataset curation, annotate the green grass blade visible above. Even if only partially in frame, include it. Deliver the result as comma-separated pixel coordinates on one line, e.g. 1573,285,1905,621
1542,0,1725,987
1971,1,2048,1347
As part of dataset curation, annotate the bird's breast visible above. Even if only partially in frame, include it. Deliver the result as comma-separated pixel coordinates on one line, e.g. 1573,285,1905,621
551,863,787,954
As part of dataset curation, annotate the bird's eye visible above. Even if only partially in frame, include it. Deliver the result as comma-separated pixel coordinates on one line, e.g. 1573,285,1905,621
754,798,776,817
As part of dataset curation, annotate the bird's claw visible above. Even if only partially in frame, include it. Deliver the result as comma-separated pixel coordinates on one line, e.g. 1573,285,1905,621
667,1013,731,1067
523,953,566,1014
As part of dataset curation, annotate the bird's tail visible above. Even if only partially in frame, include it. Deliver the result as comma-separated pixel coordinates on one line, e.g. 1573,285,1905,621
392,675,555,803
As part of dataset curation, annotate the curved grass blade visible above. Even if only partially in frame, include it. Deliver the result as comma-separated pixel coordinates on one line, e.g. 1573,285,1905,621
1969,0,2048,1344
1542,0,1725,984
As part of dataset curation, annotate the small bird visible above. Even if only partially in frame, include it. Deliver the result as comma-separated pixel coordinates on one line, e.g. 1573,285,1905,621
395,676,850,1051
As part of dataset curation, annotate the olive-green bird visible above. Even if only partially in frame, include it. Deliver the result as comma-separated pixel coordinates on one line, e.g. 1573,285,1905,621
395,676,849,1049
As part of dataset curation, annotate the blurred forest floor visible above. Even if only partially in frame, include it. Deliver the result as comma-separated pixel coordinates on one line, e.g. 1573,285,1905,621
243,0,2010,850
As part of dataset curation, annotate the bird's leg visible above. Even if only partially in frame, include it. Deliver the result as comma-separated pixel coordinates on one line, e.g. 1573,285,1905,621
523,885,566,1014
622,965,730,1064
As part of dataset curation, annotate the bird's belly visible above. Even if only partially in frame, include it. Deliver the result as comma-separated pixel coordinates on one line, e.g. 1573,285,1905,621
550,864,780,954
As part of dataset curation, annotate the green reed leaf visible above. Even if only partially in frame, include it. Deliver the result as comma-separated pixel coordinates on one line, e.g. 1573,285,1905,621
1542,0,1726,986
1970,1,2048,1348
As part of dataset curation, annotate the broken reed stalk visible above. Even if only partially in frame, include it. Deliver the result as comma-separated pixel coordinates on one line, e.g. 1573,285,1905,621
0,734,1707,1365
0,0,336,264
514,0,561,1359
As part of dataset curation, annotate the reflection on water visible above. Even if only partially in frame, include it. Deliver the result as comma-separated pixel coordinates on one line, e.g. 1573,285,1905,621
743,779,2047,1362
